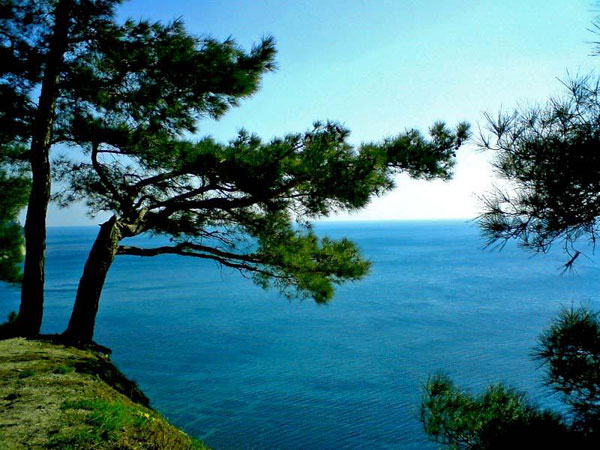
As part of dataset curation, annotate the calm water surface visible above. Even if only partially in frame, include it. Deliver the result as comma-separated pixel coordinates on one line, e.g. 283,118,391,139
1,221,599,449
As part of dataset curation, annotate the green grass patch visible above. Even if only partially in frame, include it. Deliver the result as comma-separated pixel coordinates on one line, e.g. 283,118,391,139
52,365,74,375
51,398,147,447
0,338,209,450
17,369,35,379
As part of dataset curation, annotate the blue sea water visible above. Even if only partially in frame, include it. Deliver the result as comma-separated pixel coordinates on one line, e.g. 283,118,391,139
1,220,599,449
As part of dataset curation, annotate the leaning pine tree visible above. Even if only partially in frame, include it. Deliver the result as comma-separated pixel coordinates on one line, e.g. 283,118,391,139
59,121,469,342
48,16,469,343
1,0,278,335
57,86,468,342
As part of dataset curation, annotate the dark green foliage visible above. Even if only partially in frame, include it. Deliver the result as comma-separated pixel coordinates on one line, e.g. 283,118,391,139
421,307,600,449
57,21,276,147
5,312,17,324
0,0,52,144
2,0,275,153
0,150,29,284
59,118,468,303
455,64,600,447
535,307,600,438
478,75,600,264
42,5,468,308
0,0,126,146
2,0,279,335
0,311,17,336
3,1,470,338
0,218,25,283
421,373,570,449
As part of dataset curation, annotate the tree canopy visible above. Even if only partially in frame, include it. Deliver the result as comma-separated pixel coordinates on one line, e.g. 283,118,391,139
58,120,468,300
535,307,600,438
1,0,278,335
3,1,471,344
478,75,600,266
58,113,468,341
421,372,571,450
0,1,466,342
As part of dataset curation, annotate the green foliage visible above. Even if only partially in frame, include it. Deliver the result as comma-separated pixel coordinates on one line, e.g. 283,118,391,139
535,306,600,438
51,398,208,449
5,311,17,324
60,399,147,443
463,63,600,446
0,149,29,285
0,0,126,146
421,307,600,448
2,0,278,334
478,75,600,262
60,117,468,303
0,311,17,336
2,0,277,180
0,218,25,283
58,20,276,147
4,1,470,321
421,374,571,449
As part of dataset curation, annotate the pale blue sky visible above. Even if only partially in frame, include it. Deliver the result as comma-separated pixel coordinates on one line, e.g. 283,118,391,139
48,0,599,225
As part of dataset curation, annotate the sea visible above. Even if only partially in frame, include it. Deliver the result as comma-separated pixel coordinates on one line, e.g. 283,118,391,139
1,220,599,449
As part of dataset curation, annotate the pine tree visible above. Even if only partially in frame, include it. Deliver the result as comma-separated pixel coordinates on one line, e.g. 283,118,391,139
57,116,468,341
1,0,124,335
1,1,275,335
4,2,470,343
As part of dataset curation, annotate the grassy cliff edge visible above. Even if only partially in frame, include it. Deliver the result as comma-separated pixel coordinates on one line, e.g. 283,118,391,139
0,338,209,449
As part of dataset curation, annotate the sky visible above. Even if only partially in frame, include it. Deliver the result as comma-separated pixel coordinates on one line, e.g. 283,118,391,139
47,0,599,225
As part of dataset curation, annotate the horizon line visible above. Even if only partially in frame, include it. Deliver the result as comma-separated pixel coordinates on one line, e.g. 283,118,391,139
46,217,476,228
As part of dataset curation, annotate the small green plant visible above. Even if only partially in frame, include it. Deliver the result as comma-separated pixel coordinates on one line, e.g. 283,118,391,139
5,312,17,324
17,369,35,379
0,311,18,336
53,365,74,375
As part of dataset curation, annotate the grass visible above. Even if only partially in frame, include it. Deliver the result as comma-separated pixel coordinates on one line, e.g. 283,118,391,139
0,338,209,450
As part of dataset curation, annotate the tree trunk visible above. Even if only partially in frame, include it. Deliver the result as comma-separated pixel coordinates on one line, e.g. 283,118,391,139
63,216,122,343
16,0,73,336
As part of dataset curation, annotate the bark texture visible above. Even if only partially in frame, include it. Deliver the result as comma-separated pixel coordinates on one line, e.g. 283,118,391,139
17,0,73,336
63,216,122,342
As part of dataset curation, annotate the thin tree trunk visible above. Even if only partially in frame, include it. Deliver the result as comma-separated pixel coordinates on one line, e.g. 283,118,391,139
63,216,122,343
16,0,73,336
